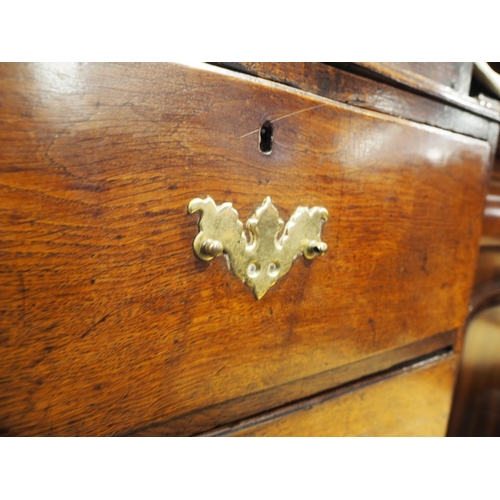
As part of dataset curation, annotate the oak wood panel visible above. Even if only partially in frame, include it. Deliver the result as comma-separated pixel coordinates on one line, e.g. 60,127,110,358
336,62,500,122
389,63,473,94
0,62,490,436
217,62,492,141
219,353,457,437
126,330,455,435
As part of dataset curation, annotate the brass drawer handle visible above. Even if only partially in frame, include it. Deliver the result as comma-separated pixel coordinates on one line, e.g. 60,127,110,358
188,196,328,299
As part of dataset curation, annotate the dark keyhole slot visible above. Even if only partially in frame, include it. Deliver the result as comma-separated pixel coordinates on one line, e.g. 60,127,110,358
259,121,273,154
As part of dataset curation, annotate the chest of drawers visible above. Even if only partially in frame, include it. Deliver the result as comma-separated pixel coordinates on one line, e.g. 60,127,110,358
1,62,498,436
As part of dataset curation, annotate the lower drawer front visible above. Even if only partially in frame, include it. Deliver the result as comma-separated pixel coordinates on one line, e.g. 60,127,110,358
225,354,457,437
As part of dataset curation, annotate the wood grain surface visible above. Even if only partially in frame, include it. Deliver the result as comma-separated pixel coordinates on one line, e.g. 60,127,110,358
384,63,473,94
127,330,456,436
217,62,492,141
338,62,500,122
215,353,458,437
0,63,491,436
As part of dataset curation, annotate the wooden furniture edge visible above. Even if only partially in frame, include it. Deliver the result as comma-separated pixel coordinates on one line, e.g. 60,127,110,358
202,350,455,436
342,62,500,122
214,62,497,141
123,330,456,436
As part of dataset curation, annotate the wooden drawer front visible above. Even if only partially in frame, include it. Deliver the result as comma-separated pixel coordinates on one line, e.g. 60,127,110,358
0,63,489,436
224,354,458,437
373,62,473,93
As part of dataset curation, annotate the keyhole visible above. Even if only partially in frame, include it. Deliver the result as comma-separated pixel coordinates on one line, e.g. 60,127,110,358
259,121,273,155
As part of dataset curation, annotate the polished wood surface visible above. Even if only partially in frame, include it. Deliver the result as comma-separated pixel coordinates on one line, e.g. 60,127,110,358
0,63,493,436
214,353,457,437
128,330,455,436
218,62,494,141
387,63,473,93
340,62,500,121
